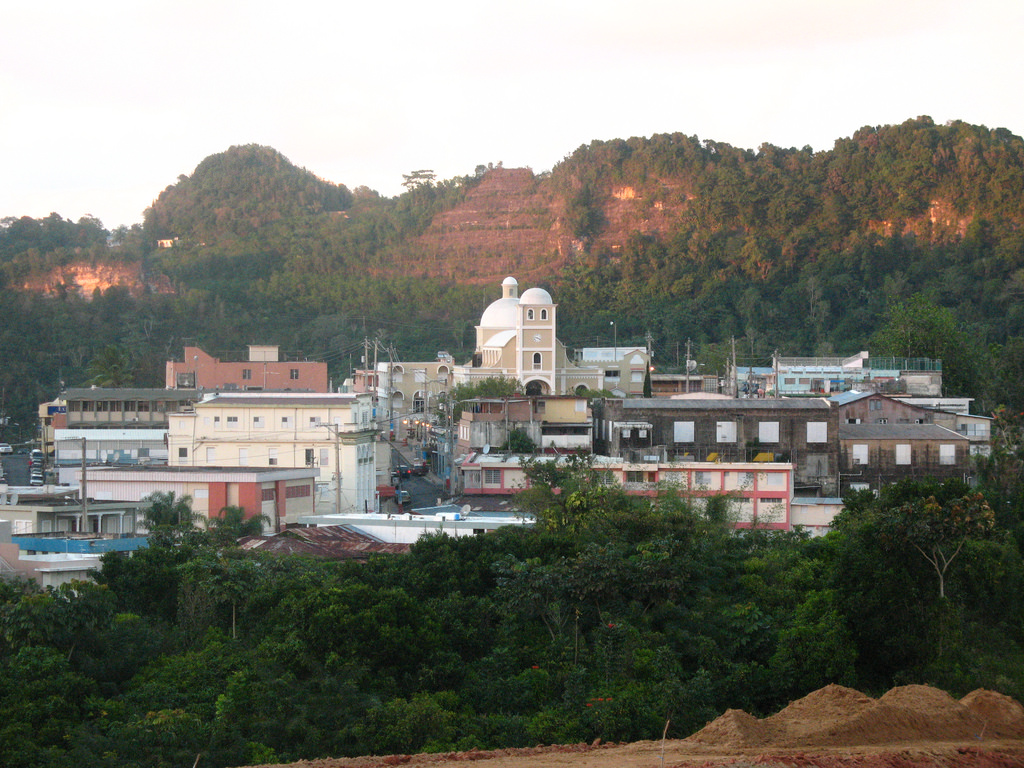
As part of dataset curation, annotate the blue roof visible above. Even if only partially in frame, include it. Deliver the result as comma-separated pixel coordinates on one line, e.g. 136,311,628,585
828,391,872,406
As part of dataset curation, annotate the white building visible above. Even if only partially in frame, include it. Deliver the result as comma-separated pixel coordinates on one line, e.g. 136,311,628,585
452,277,606,396
167,392,379,515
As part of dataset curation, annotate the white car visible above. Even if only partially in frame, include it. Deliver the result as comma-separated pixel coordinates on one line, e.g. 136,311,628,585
0,443,12,454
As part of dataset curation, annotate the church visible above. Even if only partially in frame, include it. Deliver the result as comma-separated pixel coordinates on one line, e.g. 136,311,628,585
453,276,607,396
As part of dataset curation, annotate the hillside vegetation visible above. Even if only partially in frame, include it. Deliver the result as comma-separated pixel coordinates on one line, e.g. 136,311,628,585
3,118,1024,427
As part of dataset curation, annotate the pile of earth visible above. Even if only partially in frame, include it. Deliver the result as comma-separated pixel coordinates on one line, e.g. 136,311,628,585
241,684,1024,768
688,684,1024,748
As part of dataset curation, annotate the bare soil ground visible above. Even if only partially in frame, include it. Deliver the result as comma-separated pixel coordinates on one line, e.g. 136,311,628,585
239,685,1024,768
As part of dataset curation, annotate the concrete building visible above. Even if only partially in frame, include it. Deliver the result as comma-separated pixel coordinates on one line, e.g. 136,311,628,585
167,392,379,515
452,277,606,396
81,465,319,530
456,395,592,454
592,398,840,496
457,453,799,531
837,423,972,493
166,345,328,392
770,352,943,397
63,388,199,430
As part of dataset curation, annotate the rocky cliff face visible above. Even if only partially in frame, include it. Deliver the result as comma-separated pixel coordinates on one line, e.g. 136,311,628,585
19,261,174,298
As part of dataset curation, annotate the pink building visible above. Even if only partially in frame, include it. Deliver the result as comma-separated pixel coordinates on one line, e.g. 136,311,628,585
166,345,328,392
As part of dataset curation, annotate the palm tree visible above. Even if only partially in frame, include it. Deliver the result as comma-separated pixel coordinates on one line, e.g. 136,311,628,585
141,491,199,534
205,505,270,545
86,344,137,387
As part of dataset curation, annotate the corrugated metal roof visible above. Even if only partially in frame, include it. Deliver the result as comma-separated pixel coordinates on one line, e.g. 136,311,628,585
238,525,410,558
199,394,359,407
65,388,198,400
621,398,830,411
828,391,873,405
838,423,966,440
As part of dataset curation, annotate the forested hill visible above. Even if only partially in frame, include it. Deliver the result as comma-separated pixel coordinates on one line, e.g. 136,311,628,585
145,144,354,244
4,117,1024,431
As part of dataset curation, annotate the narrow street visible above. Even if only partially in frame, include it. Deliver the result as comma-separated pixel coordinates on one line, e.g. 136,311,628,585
389,443,445,510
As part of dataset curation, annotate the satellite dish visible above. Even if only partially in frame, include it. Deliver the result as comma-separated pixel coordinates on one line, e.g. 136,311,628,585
482,444,491,454
686,359,698,372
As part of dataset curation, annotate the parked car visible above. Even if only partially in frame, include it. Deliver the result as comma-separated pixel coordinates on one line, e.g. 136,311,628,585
397,489,412,505
30,471,44,486
0,443,12,455
397,465,411,479
411,461,429,476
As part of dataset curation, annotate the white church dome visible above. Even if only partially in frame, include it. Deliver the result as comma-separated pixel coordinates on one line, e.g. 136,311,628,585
519,287,553,305
480,297,520,328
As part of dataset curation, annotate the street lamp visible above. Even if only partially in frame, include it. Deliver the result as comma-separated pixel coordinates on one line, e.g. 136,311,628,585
610,321,617,377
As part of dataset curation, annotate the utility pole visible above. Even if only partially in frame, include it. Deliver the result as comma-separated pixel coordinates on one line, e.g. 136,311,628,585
323,424,344,514
80,437,88,533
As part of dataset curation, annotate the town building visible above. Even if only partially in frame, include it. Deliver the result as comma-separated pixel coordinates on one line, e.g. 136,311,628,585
451,277,610,396
592,398,840,496
166,392,379,515
768,352,943,397
456,395,592,454
457,453,800,530
837,423,972,493
63,387,199,430
166,345,328,392
80,464,319,530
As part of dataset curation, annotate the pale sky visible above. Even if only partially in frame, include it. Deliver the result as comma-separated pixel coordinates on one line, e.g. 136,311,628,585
2,0,1022,230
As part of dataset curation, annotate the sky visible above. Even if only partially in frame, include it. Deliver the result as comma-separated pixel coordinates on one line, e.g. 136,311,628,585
2,0,1023,230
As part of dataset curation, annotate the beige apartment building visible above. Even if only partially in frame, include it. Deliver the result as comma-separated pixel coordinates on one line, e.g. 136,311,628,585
167,392,379,514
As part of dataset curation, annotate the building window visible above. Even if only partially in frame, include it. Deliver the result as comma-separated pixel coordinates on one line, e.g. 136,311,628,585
290,369,300,380
758,421,780,443
631,371,643,383
896,444,911,465
320,448,330,467
806,422,828,443
540,309,548,320
281,416,290,427
137,401,150,412
875,418,888,424
694,471,711,487
673,421,694,442
253,416,263,428
484,469,501,485
626,470,645,483
178,447,188,458
206,447,216,463
238,448,248,466
304,449,315,466
242,368,252,380
527,308,535,320
285,484,311,498
533,352,542,369
852,444,868,465
268,447,277,466
870,399,882,411
605,369,619,379
716,421,736,443
227,416,239,429
940,444,956,465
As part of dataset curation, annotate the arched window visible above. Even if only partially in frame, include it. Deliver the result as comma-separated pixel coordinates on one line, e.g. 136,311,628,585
540,309,548,320
527,309,535,320
532,352,542,369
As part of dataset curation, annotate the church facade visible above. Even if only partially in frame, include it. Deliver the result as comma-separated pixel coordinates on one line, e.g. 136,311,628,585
453,277,605,395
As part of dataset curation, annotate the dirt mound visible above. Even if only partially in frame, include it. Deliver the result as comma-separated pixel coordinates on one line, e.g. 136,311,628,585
961,689,1024,738
688,708,771,748
764,684,877,745
687,683,1016,749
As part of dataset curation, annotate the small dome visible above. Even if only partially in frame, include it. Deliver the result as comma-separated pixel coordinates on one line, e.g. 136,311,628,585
480,297,520,328
502,276,518,287
519,287,553,305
